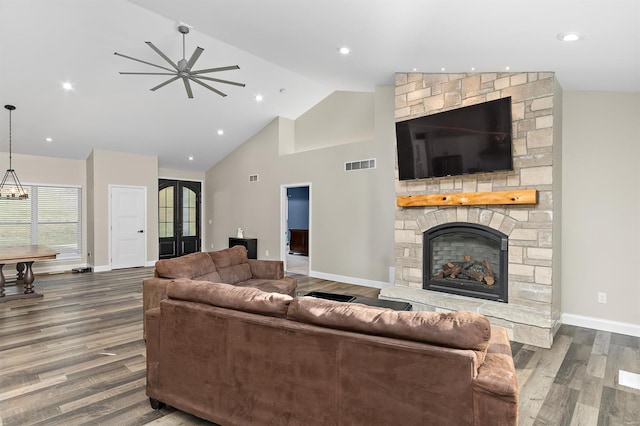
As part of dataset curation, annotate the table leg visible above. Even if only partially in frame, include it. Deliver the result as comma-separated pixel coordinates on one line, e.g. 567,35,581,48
0,264,5,297
16,262,25,281
22,261,35,294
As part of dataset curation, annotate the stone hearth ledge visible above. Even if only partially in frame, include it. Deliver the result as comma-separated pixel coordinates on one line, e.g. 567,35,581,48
380,286,560,348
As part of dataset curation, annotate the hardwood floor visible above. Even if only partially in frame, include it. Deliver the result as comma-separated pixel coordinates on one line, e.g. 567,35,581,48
0,268,638,425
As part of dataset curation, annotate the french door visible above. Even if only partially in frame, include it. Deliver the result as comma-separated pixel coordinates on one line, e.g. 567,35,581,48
158,179,201,259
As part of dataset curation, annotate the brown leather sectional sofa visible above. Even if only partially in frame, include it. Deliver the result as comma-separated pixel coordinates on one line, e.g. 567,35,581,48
142,245,296,337
145,280,519,425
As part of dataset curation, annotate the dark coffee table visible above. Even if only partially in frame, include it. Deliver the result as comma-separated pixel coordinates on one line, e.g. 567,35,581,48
304,291,412,311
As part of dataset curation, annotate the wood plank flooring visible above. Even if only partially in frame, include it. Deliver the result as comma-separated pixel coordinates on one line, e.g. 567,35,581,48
0,268,638,425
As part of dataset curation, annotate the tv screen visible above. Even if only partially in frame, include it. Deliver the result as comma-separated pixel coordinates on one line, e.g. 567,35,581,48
396,97,513,180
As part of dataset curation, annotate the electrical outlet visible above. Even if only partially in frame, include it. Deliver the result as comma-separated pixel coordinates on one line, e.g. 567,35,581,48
211,243,214,249
265,250,269,257
597,292,607,304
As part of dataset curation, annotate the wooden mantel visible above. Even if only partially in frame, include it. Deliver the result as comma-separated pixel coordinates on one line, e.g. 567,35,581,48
397,189,537,207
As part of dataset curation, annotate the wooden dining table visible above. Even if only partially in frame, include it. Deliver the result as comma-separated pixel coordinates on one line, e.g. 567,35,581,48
0,244,58,301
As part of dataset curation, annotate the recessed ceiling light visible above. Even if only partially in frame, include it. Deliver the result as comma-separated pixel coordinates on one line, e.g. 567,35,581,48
412,68,417,72
557,32,583,42
338,46,350,55
217,129,224,135
187,156,194,161
441,67,446,72
45,137,53,142
255,94,263,102
505,66,510,71
62,82,73,91
471,67,476,71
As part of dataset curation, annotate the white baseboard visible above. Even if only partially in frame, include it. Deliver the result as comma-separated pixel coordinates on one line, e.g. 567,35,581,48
309,271,392,289
93,265,111,273
562,313,640,337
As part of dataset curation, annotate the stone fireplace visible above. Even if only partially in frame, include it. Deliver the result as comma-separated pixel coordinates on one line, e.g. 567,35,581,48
380,72,563,348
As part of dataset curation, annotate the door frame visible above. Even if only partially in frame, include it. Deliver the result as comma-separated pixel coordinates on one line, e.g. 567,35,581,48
108,184,147,270
280,182,311,272
158,175,205,252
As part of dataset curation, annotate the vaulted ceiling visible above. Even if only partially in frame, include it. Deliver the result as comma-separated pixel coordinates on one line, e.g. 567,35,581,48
1,0,638,171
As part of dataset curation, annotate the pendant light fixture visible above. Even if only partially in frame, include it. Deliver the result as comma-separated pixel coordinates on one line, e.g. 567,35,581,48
1,105,29,200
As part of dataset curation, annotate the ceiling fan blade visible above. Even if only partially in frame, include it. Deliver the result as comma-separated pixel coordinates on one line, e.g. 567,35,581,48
114,52,176,73
145,41,179,71
119,72,176,75
190,77,227,97
150,76,180,91
182,77,194,99
191,65,240,75
196,75,246,87
186,47,204,71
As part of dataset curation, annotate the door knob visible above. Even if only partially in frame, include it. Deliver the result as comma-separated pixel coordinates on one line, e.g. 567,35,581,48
138,230,144,233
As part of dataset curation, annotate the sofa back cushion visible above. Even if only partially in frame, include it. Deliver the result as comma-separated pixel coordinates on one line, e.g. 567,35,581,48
167,279,293,318
287,297,491,351
155,252,221,282
208,245,252,284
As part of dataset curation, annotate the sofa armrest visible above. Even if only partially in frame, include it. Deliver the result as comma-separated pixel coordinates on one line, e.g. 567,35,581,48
472,326,518,425
248,259,284,280
142,277,171,339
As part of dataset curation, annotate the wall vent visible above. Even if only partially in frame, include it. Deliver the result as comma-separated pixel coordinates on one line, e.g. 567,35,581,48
345,158,376,172
249,174,259,182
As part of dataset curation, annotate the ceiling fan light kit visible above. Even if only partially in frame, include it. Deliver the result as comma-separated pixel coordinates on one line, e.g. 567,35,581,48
115,25,246,99
1,105,29,200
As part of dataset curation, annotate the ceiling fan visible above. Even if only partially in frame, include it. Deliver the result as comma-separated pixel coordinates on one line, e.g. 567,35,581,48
114,25,245,99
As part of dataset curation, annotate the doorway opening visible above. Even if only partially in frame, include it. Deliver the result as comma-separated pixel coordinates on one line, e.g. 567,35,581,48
281,184,310,275
158,179,202,259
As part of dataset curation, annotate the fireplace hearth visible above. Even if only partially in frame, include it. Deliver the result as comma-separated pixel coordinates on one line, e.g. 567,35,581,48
424,222,508,302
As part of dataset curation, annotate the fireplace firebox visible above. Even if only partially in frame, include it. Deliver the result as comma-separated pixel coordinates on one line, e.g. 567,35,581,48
424,222,508,302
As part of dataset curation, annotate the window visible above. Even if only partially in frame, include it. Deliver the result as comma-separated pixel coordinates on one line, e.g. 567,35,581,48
158,185,174,238
0,185,82,259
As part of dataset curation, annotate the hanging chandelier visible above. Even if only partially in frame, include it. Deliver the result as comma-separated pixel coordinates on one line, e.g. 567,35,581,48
1,105,29,200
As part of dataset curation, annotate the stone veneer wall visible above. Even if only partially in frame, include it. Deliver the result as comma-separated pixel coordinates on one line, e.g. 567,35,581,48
379,72,562,348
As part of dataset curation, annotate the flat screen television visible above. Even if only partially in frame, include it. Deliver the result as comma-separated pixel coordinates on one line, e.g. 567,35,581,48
396,97,513,180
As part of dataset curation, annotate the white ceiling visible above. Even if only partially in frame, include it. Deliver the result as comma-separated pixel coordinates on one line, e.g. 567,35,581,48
1,0,638,172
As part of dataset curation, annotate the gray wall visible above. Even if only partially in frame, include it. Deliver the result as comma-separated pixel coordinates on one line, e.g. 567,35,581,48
87,149,159,269
205,86,640,330
562,91,640,327
205,87,396,286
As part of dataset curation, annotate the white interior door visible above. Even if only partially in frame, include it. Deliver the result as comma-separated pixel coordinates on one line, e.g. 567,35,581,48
111,185,146,269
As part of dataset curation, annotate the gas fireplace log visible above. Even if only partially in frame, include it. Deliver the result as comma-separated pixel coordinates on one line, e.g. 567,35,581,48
464,269,485,282
462,261,474,269
442,263,462,277
482,260,495,285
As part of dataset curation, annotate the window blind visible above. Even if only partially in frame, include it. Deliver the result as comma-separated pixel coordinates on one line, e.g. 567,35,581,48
0,185,81,258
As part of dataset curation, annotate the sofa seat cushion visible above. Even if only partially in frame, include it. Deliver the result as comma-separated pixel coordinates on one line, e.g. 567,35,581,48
155,252,221,282
237,277,298,297
209,245,252,284
288,297,491,351
167,279,293,318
